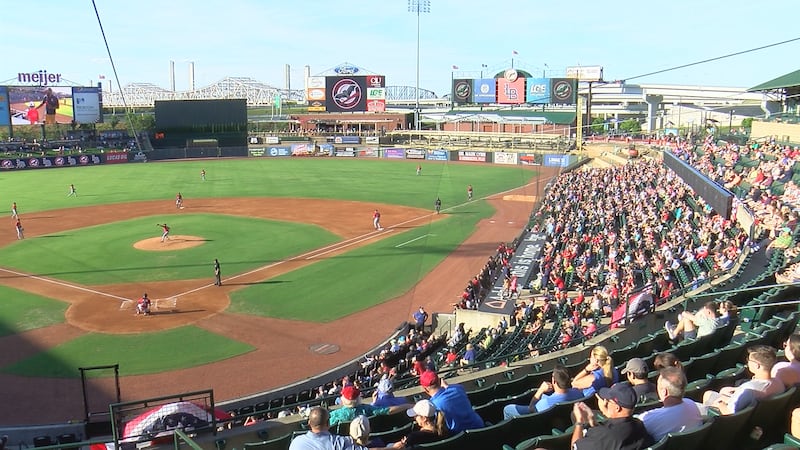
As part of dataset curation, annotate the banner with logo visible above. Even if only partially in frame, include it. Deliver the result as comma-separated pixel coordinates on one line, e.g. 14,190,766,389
384,148,406,159
365,136,380,144
325,75,384,112
103,151,129,164
473,79,496,104
550,78,577,104
494,152,518,165
525,78,550,104
334,136,360,144
457,150,487,162
452,79,473,104
291,143,314,155
359,147,380,157
543,154,572,167
519,153,542,166
72,86,102,124
0,86,11,127
426,149,448,161
334,148,357,157
1,154,102,170
318,143,334,155
405,148,426,160
497,78,525,104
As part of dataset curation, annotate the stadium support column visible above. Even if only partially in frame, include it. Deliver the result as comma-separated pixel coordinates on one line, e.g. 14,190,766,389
576,96,583,151
645,94,663,133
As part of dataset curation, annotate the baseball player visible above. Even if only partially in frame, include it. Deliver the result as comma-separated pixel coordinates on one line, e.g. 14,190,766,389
467,184,473,201
15,219,24,240
416,164,422,176
214,259,222,286
201,169,206,181
11,202,18,219
175,192,183,209
157,223,171,242
136,293,152,315
435,197,442,214
373,209,383,231
67,184,77,197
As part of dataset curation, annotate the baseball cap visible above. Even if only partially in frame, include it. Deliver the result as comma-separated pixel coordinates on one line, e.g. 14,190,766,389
419,371,439,388
620,358,648,375
407,399,436,418
341,385,360,401
597,383,637,409
349,415,370,439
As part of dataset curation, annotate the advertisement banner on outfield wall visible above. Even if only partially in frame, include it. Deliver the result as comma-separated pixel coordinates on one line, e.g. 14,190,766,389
1,154,101,170
519,153,542,165
359,147,380,157
426,149,448,161
494,152,519,165
334,136,360,144
266,146,292,157
457,150,487,162
543,154,572,167
318,143,334,155
334,148,357,157
384,148,405,159
473,79,496,104
104,151,129,164
405,148,426,159
264,136,281,144
291,143,314,155
365,136,380,144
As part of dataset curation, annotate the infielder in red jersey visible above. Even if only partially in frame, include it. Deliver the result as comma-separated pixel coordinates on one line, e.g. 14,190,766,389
373,209,383,231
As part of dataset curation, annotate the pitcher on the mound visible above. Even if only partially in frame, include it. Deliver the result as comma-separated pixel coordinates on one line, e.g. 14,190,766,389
157,223,171,242
373,209,383,231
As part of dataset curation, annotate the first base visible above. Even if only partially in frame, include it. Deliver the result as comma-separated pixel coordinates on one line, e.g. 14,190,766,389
180,207,185,209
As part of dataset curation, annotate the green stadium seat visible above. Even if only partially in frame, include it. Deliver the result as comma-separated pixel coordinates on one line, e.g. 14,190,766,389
415,431,467,449
704,405,755,450
464,419,517,450
242,433,292,450
660,420,713,450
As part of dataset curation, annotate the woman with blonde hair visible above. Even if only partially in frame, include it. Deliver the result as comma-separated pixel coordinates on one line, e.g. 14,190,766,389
571,345,619,396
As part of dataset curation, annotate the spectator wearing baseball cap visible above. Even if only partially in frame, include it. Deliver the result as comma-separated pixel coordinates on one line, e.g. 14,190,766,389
396,399,448,447
371,375,410,408
571,382,654,449
620,358,656,401
329,385,411,426
419,371,484,433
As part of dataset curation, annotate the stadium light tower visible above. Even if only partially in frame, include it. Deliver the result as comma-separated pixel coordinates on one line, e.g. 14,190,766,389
408,0,430,132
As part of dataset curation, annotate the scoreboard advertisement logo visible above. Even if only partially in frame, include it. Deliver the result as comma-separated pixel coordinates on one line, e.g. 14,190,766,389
72,86,102,123
525,78,550,104
0,87,9,127
550,78,577,104
473,79,496,104
452,79,473,104
497,78,525,104
325,75,385,112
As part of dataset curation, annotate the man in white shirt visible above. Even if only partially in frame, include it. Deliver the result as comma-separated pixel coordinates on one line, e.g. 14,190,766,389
636,367,703,441
702,345,785,415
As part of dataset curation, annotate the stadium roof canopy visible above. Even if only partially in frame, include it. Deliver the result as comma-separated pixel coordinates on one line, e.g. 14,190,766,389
748,69,800,92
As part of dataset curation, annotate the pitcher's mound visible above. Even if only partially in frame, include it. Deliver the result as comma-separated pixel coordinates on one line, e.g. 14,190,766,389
134,235,208,251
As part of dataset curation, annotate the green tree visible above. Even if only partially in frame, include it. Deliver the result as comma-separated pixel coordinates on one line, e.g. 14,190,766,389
741,117,753,129
590,117,605,134
619,118,641,133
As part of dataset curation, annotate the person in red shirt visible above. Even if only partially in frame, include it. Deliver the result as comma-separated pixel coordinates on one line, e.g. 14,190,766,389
136,293,152,315
372,209,382,230
15,219,24,240
175,192,183,209
157,223,171,242
26,103,39,124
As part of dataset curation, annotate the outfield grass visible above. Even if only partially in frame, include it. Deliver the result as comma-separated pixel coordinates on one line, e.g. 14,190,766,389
0,158,535,213
2,326,254,377
0,286,66,337
0,214,338,284
230,200,497,321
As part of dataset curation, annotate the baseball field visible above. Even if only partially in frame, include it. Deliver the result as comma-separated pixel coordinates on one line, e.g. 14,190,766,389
0,156,549,425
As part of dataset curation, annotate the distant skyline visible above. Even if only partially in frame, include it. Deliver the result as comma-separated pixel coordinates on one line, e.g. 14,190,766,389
5,1,800,96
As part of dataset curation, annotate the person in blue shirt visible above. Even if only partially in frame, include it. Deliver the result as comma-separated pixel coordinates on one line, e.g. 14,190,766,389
412,306,428,332
571,345,619,396
503,364,584,419
419,371,484,433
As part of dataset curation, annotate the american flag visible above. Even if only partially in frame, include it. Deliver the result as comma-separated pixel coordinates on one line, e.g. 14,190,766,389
452,65,459,70
98,75,106,79
512,50,518,55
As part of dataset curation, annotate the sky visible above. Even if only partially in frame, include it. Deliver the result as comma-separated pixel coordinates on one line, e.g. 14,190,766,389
4,0,800,97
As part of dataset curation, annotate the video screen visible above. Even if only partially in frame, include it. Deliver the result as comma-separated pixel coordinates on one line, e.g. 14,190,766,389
8,86,73,125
